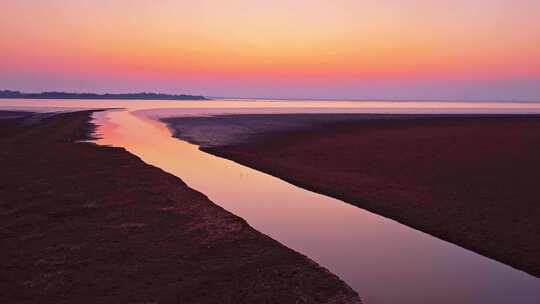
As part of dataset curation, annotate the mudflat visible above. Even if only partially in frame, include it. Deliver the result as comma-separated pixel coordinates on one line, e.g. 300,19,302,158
164,114,540,277
0,111,360,304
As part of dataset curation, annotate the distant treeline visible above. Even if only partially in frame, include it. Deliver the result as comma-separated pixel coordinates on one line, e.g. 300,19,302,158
0,90,208,100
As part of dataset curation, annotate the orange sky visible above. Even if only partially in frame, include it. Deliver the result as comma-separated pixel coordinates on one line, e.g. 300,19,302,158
1,1,539,100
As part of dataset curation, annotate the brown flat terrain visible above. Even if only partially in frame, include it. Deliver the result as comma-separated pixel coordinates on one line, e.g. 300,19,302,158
166,114,540,277
0,111,360,303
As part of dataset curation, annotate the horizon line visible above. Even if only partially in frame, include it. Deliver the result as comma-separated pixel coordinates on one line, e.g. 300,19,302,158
2,89,539,103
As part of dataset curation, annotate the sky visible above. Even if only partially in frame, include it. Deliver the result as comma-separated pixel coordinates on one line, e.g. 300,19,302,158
1,1,539,101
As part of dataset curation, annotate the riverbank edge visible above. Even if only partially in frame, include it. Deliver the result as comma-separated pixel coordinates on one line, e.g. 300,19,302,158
0,110,361,304
161,113,540,278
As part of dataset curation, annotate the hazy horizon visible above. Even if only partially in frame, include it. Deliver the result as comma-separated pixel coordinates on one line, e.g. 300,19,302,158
2,88,539,103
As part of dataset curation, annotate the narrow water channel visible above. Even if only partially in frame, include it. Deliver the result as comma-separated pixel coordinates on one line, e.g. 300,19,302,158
91,109,540,304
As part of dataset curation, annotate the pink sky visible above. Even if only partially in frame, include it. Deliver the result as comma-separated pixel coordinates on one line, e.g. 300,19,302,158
1,1,539,100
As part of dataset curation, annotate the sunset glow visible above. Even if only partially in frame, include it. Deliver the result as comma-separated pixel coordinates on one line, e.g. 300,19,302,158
1,1,539,100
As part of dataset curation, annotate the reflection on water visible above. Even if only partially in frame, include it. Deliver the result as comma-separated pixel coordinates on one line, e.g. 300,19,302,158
91,109,540,304
2,98,540,115
2,99,540,303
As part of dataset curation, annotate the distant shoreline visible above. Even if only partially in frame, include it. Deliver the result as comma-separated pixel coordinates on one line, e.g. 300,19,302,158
0,90,208,100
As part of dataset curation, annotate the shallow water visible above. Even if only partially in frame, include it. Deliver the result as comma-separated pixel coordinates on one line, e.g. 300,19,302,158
2,99,540,303
3,98,540,114
94,110,540,304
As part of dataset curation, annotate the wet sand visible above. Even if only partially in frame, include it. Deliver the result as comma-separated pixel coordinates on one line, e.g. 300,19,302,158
164,114,540,277
0,111,360,304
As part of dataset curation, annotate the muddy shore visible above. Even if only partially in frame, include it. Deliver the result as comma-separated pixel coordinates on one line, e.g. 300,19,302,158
0,111,361,303
164,113,540,277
